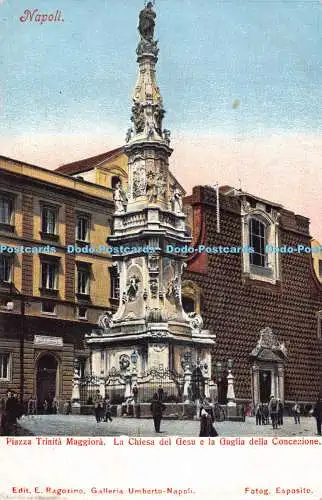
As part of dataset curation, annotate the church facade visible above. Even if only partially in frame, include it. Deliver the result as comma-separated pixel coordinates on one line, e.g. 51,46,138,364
182,185,322,407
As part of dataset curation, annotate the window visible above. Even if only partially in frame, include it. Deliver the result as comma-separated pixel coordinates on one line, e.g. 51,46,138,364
41,261,58,290
0,194,14,230
77,306,88,319
249,218,267,268
0,195,12,224
241,200,280,284
0,353,10,380
41,206,57,235
77,265,90,296
319,260,322,278
110,266,120,300
0,255,11,283
41,301,56,314
76,215,90,242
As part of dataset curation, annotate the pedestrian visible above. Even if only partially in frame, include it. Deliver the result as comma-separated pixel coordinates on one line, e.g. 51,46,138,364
93,390,103,423
268,394,279,430
199,408,218,437
312,397,322,436
5,390,19,435
103,397,113,423
27,397,35,415
292,401,301,424
132,384,139,403
150,393,166,433
262,404,269,425
43,399,48,414
255,403,263,425
157,385,164,401
277,399,284,426
64,400,72,415
52,398,59,415
0,398,6,436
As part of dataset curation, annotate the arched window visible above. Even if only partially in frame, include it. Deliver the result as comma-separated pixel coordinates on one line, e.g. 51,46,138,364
241,200,280,283
249,217,267,268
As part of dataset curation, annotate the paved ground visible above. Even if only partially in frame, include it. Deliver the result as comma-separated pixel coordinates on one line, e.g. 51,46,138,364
18,414,319,436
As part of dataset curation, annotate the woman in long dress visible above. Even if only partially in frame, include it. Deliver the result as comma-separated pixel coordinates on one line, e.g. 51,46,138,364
199,408,218,437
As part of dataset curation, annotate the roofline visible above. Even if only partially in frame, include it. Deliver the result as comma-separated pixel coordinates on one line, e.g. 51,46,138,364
0,155,114,199
55,146,125,174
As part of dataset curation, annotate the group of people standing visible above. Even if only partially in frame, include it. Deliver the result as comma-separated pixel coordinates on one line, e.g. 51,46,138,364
93,390,113,423
255,396,284,429
0,390,24,436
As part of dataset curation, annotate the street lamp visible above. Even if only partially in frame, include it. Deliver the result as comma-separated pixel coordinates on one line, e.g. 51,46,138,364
131,350,138,366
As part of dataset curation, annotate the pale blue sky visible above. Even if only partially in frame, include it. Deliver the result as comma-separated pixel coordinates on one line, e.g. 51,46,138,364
1,0,322,137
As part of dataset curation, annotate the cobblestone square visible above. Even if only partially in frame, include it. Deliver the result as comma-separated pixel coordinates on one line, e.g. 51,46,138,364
18,415,319,437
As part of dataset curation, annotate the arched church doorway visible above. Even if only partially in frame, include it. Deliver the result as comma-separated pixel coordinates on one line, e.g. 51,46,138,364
191,368,205,401
36,354,58,413
259,370,271,403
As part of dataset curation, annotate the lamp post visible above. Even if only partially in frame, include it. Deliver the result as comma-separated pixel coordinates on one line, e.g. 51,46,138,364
130,349,138,368
130,350,138,390
226,358,236,407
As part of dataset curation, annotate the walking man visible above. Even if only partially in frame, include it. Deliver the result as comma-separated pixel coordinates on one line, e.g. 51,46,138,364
255,403,263,425
292,401,301,424
150,393,166,433
157,385,164,401
132,385,139,403
277,398,284,426
5,390,19,435
103,396,113,423
268,394,279,430
93,390,103,423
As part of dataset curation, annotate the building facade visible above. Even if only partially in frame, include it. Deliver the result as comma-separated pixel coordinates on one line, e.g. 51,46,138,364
182,185,322,407
0,155,124,407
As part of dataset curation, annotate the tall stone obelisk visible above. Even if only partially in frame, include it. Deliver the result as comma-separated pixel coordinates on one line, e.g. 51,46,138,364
86,3,215,397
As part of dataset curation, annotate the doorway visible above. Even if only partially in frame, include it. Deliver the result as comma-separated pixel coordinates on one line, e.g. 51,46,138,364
259,370,271,403
36,354,58,412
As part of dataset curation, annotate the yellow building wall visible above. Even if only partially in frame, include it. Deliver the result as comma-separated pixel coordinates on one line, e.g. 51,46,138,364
95,154,128,190
1,157,116,324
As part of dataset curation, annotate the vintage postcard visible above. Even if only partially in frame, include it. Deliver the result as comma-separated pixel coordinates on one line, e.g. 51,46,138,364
0,0,321,498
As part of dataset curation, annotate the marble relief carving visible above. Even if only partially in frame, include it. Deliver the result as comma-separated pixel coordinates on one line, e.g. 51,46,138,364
126,275,140,302
146,171,158,202
132,161,146,197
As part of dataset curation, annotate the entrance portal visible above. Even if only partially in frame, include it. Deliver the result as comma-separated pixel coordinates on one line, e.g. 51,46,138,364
259,370,271,403
36,354,58,412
